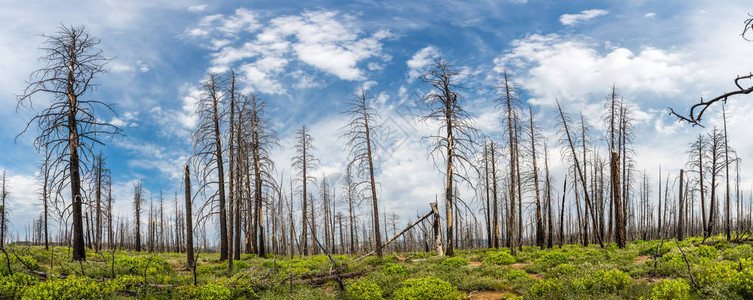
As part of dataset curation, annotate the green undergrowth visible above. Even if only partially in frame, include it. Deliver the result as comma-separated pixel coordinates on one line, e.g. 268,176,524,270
0,235,750,299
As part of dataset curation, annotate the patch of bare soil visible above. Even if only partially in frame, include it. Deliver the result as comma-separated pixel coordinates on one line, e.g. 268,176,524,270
468,290,518,300
510,262,530,269
469,261,482,267
633,255,651,265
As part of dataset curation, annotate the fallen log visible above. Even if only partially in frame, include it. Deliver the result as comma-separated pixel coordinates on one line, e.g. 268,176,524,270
301,267,380,286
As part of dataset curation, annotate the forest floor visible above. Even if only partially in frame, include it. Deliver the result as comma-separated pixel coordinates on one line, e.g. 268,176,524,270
0,235,752,299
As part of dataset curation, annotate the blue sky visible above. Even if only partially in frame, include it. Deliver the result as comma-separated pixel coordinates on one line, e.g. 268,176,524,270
1,0,752,240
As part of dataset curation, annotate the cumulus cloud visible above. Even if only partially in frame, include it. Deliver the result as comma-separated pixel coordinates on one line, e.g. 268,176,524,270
494,34,693,106
559,9,609,26
189,9,391,94
406,46,440,82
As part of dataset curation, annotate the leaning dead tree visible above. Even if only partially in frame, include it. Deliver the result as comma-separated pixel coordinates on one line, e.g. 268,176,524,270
292,125,319,256
191,73,230,261
341,89,383,257
556,99,604,248
17,25,120,261
419,59,478,257
670,16,753,125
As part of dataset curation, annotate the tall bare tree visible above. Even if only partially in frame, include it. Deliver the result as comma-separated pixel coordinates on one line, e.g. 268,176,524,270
419,59,478,257
498,72,520,254
292,125,318,256
133,180,144,252
341,89,383,257
17,25,120,261
191,73,230,261
527,107,545,248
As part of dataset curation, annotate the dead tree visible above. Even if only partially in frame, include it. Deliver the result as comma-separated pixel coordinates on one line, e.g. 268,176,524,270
0,172,7,247
678,169,685,241
133,181,144,252
418,59,478,256
544,143,554,249
185,165,194,269
556,100,604,248
497,72,520,254
191,73,229,261
612,150,626,248
40,147,52,250
527,107,545,248
341,89,383,257
706,128,726,238
292,125,319,256
17,25,120,261
687,134,708,237
723,105,732,240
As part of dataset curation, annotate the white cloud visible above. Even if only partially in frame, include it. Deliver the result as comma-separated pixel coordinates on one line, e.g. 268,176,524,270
188,4,207,13
559,9,609,26
191,9,391,94
644,12,656,19
406,46,440,82
495,34,692,106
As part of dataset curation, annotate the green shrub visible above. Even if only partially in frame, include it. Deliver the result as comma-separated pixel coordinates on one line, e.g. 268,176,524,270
639,241,672,257
393,276,463,300
695,245,717,259
528,279,560,298
0,273,37,299
178,283,234,300
440,257,468,268
588,269,632,293
650,279,690,300
505,269,529,281
534,252,567,268
483,251,515,265
384,263,408,277
22,275,105,300
696,262,737,288
345,279,383,300
548,263,576,278
723,244,753,261
733,267,753,298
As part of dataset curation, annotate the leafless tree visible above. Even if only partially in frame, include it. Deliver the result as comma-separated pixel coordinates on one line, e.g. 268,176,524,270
418,59,478,256
0,172,8,248
341,89,383,257
16,25,120,261
292,125,319,256
133,180,144,252
243,94,279,257
191,73,230,261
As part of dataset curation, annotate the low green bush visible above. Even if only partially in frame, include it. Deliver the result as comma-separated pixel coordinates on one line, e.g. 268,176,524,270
0,273,37,299
733,267,753,298
588,269,632,293
345,278,383,300
393,276,463,300
695,245,718,259
22,275,106,300
483,251,515,265
534,252,567,268
383,263,407,277
650,279,690,300
528,279,560,298
440,257,468,268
